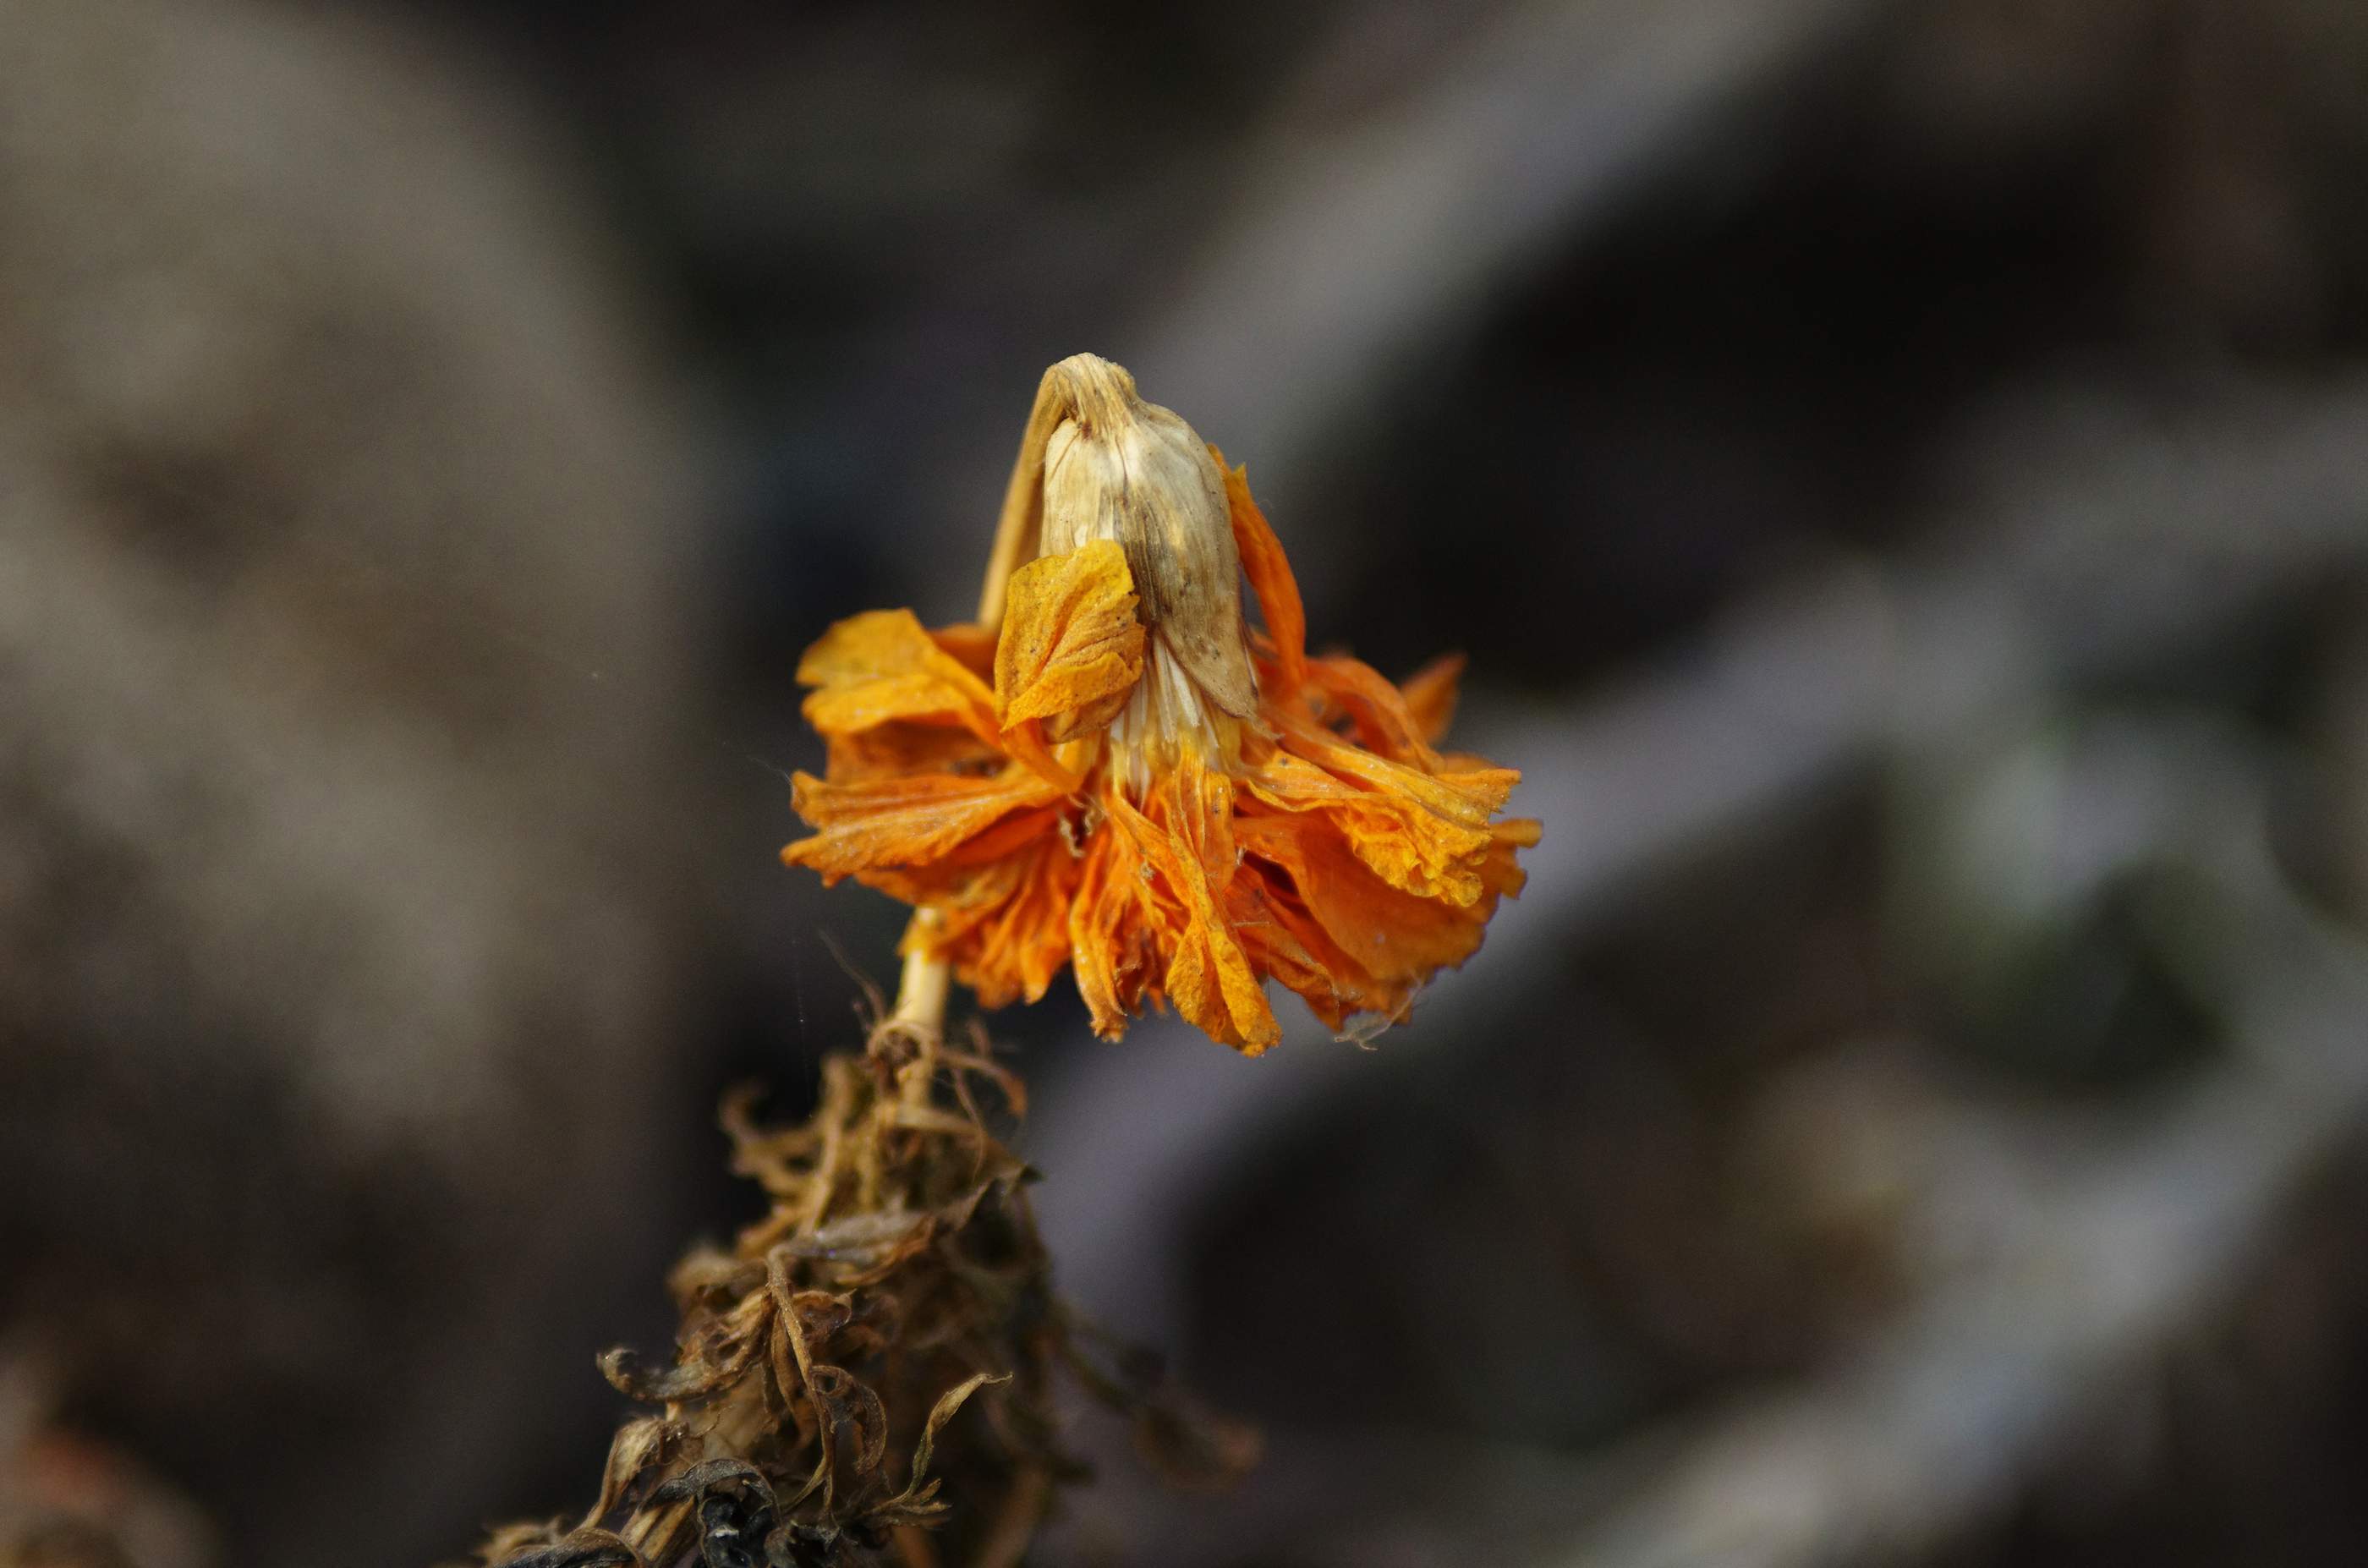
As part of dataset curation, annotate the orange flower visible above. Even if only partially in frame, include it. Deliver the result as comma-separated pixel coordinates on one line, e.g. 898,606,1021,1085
783,355,1538,1053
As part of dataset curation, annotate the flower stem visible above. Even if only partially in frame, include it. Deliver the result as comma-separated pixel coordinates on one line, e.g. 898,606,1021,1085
885,909,951,1110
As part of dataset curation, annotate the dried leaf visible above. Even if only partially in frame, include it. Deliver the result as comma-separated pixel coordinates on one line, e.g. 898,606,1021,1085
597,1333,760,1404
807,1364,889,1476
651,1461,776,1568
585,1417,686,1526
905,1373,1008,1499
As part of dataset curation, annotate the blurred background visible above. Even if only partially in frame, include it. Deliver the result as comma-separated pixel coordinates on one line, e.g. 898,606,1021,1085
8,0,2368,1564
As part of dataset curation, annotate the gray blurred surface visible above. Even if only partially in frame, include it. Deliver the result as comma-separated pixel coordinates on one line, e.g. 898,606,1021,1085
2,2,711,1563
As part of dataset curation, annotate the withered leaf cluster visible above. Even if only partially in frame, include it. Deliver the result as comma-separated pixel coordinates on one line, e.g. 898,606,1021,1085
471,1012,1255,1568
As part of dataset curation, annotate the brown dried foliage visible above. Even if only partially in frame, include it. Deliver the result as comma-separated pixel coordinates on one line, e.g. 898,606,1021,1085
471,1011,1255,1568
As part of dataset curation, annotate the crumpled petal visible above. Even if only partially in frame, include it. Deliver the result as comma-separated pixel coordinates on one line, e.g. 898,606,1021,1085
1302,654,1446,768
1233,811,1536,996
1067,819,1149,1040
929,622,998,678
798,609,1000,748
781,766,1064,881
1247,719,1518,907
822,720,1004,784
883,831,1083,1009
1239,755,1488,907
1104,756,1280,1055
1397,654,1465,745
995,539,1146,739
1215,452,1305,699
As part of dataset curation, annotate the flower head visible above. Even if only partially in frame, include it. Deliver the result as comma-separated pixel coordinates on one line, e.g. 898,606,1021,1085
783,354,1538,1053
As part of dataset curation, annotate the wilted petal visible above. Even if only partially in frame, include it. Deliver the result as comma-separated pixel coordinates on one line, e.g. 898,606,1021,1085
910,831,1083,1008
1216,451,1305,697
1107,763,1279,1055
1397,653,1466,744
1234,812,1506,990
798,608,1000,747
1302,653,1447,766
995,538,1146,738
1067,825,1150,1040
1244,736,1508,906
782,767,1064,881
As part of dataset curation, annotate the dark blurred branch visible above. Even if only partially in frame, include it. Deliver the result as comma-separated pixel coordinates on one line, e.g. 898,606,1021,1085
1132,0,1891,519
1551,771,2368,1567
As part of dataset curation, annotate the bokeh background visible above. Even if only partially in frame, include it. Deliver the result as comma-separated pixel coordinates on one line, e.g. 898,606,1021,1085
8,0,2368,1564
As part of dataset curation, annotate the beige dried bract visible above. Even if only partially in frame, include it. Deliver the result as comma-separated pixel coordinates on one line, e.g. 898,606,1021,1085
982,354,1258,725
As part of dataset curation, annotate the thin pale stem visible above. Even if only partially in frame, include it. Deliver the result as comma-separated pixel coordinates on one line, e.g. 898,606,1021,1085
886,910,951,1114
888,928,951,1041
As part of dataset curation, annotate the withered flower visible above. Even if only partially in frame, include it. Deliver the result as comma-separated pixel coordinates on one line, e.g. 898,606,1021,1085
783,354,1538,1053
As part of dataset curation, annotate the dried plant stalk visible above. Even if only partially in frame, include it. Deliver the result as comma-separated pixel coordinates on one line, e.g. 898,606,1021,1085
469,957,1253,1568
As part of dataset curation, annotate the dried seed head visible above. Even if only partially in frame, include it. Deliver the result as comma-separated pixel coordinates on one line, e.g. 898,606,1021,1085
984,355,1260,787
